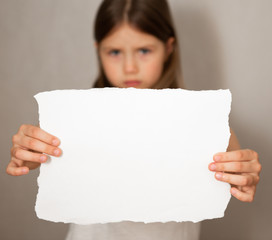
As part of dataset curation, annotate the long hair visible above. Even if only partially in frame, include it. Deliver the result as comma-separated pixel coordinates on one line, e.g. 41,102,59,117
93,0,183,89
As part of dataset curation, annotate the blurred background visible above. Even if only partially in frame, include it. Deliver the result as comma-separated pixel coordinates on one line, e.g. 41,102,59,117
0,0,271,239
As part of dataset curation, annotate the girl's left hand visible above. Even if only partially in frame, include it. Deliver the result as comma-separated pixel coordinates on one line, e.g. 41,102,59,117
209,149,261,202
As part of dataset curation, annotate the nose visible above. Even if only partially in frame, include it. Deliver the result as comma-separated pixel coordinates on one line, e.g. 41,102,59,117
123,54,138,74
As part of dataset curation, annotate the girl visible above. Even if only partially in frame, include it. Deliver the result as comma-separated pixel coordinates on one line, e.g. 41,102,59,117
7,0,261,239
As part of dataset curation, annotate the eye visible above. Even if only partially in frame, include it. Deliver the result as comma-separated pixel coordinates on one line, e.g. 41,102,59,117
139,48,151,55
109,49,120,56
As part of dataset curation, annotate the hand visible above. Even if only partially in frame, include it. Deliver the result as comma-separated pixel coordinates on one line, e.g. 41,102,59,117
209,149,261,202
6,124,62,176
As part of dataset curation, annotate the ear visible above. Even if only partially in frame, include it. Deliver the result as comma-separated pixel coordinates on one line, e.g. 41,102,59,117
94,42,98,49
165,37,175,59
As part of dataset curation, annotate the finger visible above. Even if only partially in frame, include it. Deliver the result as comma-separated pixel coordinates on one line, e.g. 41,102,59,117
230,187,255,202
20,135,62,157
214,149,258,162
214,172,258,186
24,161,41,170
11,147,48,163
209,161,260,173
20,124,60,146
6,161,29,176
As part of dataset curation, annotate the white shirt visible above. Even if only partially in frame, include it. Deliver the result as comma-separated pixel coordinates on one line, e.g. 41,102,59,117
65,222,201,240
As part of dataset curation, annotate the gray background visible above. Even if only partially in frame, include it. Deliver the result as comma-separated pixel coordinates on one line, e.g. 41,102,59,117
0,0,271,239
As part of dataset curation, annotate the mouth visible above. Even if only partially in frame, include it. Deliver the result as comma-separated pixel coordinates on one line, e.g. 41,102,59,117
124,80,141,88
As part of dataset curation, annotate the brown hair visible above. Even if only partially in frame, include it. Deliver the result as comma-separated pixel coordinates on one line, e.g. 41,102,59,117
93,0,183,89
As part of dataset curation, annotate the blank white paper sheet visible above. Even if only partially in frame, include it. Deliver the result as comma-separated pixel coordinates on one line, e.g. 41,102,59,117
34,88,232,224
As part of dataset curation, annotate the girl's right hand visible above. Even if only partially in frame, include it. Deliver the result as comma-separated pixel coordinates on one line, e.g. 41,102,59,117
6,124,62,176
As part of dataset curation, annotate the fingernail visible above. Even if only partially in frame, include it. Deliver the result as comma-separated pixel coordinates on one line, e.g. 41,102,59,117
231,188,237,195
40,155,47,163
210,163,216,171
52,139,59,146
54,149,60,156
215,172,222,179
214,155,221,161
22,168,28,174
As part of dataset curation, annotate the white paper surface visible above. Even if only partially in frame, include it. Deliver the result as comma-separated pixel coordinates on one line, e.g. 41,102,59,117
34,88,232,224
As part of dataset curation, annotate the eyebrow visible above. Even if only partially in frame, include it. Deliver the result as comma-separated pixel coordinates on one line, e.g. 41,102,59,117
101,44,157,51
100,47,118,51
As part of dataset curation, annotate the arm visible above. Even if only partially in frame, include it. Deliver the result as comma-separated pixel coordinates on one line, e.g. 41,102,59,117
209,129,261,202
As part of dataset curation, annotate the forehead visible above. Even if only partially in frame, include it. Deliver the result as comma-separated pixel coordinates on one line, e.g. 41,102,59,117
100,23,163,48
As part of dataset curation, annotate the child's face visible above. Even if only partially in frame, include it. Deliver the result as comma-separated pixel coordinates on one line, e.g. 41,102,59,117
98,23,173,89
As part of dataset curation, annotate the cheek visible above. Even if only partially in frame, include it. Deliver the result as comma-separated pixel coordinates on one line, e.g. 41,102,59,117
101,58,120,83
143,58,164,83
